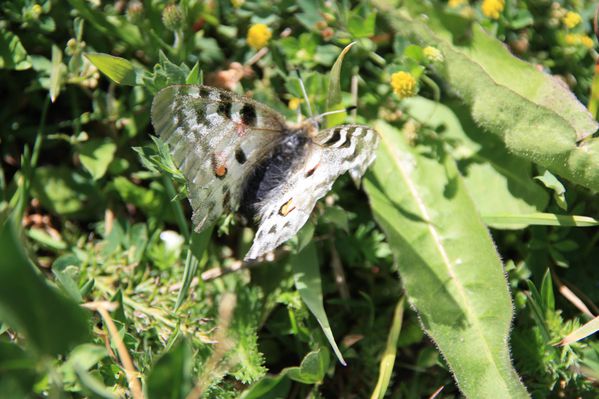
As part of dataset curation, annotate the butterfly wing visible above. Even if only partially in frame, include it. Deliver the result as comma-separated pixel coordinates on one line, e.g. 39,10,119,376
151,85,287,232
245,124,379,260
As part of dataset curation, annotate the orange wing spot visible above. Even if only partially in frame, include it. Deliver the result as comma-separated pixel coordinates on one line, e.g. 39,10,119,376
279,198,296,216
211,152,228,179
215,164,227,178
236,123,247,137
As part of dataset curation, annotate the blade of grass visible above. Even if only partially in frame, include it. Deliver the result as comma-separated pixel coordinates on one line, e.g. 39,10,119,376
290,243,346,365
557,316,599,346
371,296,405,399
482,213,599,228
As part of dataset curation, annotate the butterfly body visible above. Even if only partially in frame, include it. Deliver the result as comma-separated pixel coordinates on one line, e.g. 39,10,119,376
151,84,379,260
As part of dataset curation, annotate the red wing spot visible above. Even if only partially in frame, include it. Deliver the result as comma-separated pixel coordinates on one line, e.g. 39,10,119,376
305,163,320,177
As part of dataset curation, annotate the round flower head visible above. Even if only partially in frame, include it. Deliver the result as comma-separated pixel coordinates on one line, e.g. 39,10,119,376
391,71,417,99
247,24,272,50
563,11,582,29
481,0,504,20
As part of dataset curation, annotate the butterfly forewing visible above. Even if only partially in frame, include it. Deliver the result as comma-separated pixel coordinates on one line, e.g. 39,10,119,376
245,124,379,260
151,85,287,231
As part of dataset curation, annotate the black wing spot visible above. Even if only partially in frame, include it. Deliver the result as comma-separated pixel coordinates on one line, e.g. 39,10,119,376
217,101,232,118
324,128,342,146
283,221,291,229
240,103,257,126
223,190,231,211
199,86,211,98
268,225,277,234
235,148,247,164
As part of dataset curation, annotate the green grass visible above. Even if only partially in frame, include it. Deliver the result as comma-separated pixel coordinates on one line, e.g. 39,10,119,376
1,0,599,398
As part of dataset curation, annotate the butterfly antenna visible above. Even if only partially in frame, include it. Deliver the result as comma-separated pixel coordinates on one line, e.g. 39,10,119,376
295,70,314,118
313,106,357,121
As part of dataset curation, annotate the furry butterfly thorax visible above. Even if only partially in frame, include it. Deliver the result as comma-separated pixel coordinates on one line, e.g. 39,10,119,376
151,84,379,260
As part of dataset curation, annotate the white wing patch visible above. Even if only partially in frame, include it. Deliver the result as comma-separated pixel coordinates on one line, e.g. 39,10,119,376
151,85,286,231
245,125,379,260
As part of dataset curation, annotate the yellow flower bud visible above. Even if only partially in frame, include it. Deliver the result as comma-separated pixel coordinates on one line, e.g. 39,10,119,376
423,46,444,63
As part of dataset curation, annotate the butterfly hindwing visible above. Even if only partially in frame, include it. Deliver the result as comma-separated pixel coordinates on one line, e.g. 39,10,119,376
245,124,379,260
151,85,287,231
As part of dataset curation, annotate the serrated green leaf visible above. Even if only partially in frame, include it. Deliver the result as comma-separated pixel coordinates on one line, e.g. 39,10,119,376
290,243,346,365
78,138,117,180
364,121,529,398
85,53,139,86
382,1,599,191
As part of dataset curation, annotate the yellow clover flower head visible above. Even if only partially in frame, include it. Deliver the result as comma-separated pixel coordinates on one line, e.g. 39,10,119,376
563,11,582,29
565,33,594,49
288,97,303,111
247,23,272,50
481,0,505,20
391,71,417,99
423,46,444,63
448,0,467,8
580,35,594,49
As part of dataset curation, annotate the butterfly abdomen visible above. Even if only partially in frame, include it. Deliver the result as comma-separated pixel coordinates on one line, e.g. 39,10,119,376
240,130,309,219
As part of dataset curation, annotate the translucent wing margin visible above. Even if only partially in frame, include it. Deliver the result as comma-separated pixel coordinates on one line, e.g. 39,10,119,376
151,85,286,232
245,124,379,260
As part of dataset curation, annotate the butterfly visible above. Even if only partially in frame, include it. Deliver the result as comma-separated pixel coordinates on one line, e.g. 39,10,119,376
151,84,379,260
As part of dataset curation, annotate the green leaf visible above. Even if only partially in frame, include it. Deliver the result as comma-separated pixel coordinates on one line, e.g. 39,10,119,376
147,338,193,399
78,138,117,180
325,42,356,127
384,2,599,191
534,170,567,210
540,269,555,314
31,166,104,217
363,121,529,398
185,62,202,85
85,53,139,86
52,254,83,303
0,30,31,70
371,297,405,399
403,97,549,228
49,45,63,102
0,221,90,356
240,375,291,399
347,8,377,38
0,341,37,394
481,213,598,228
290,243,346,365
283,348,330,385
68,0,143,47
